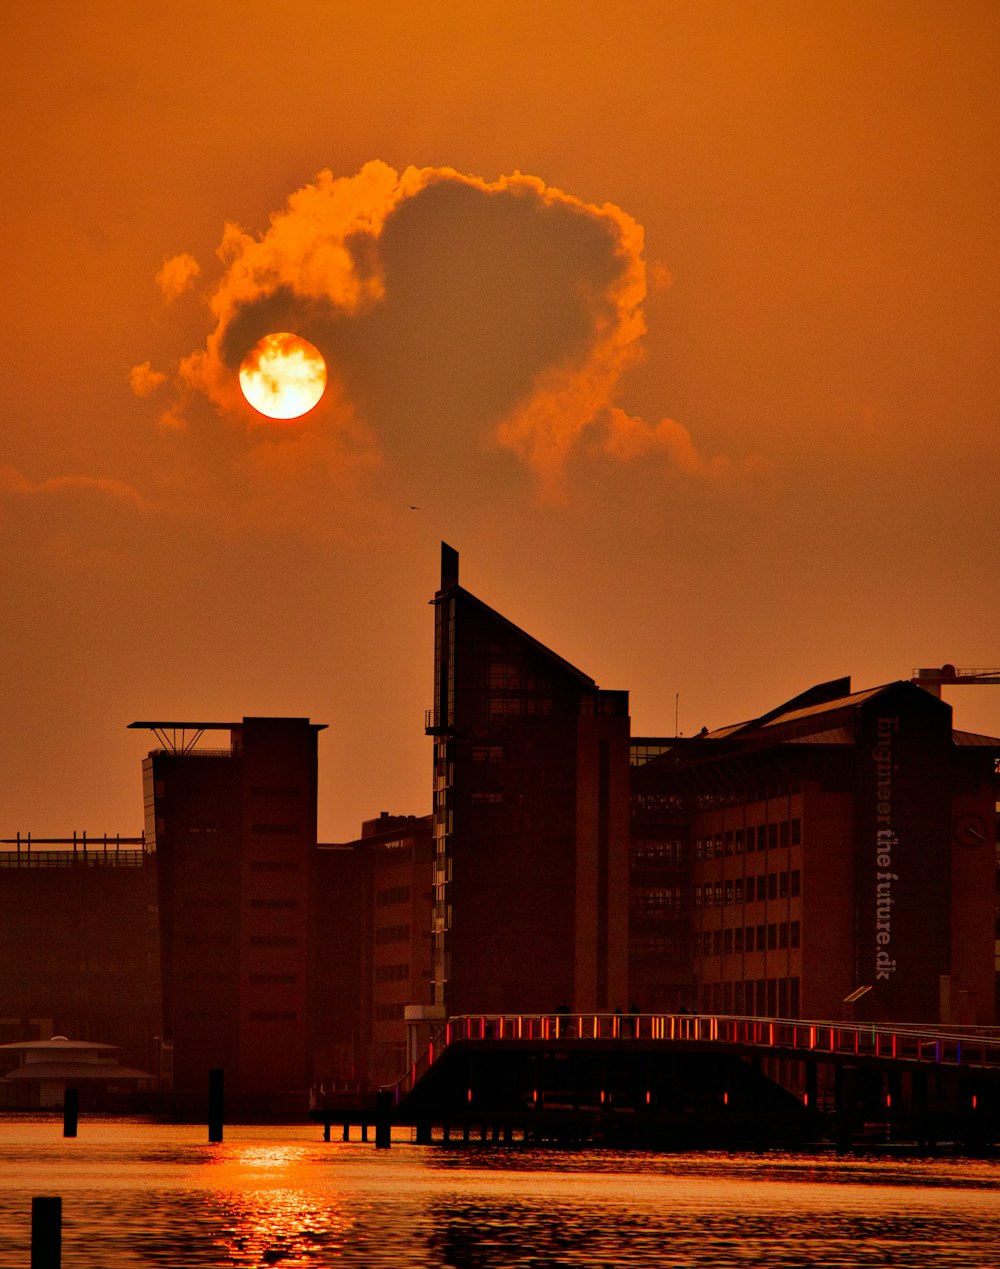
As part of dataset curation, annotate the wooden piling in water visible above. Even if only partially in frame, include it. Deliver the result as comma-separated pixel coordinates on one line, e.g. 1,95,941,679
31,1196,61,1269
62,1089,78,1139
208,1068,224,1143
375,1091,392,1148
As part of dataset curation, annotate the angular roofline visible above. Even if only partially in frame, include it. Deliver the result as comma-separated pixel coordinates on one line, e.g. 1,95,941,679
433,542,600,689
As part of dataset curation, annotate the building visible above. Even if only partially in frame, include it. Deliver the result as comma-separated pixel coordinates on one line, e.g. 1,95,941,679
427,543,631,1017
0,836,160,1073
132,717,324,1116
314,812,433,1091
638,677,999,1025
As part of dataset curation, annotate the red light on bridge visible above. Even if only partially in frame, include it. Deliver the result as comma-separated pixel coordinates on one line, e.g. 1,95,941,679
467,1087,473,1103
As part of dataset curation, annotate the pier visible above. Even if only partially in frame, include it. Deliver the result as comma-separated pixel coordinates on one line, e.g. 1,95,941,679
313,1013,1000,1150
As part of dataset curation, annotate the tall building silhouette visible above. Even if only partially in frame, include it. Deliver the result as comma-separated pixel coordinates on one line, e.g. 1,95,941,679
132,716,323,1115
427,544,631,1015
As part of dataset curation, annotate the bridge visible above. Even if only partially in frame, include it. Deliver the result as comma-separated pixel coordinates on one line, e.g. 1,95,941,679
315,1013,1000,1150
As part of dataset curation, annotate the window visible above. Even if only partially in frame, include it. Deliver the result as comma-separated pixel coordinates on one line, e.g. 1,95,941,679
779,871,789,899
734,878,744,904
250,898,299,910
712,929,723,955
745,926,754,952
779,821,790,848
767,873,778,901
757,875,768,902
790,921,801,949
724,831,734,855
734,928,744,953
767,923,777,950
375,924,411,945
791,870,801,897
376,885,411,907
724,879,733,906
779,923,789,949
756,924,765,949
791,819,802,846
374,962,410,983
724,928,733,955
735,828,745,853
768,823,778,851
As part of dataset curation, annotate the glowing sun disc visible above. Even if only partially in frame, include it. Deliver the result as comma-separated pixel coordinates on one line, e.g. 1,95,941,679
239,332,327,419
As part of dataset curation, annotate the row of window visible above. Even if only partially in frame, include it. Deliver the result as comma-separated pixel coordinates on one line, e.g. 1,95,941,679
629,935,686,961
700,921,801,957
701,976,801,1017
375,924,410,945
695,819,801,859
631,839,686,866
694,871,801,907
632,887,683,914
375,1003,406,1021
376,885,411,908
374,962,410,983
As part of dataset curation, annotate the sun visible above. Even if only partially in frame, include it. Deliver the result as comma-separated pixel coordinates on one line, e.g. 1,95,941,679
238,332,327,420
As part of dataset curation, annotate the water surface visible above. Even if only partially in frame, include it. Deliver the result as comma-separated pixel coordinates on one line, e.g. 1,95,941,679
2,1119,999,1266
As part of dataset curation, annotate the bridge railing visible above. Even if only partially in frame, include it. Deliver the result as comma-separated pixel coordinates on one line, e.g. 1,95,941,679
388,1013,1000,1104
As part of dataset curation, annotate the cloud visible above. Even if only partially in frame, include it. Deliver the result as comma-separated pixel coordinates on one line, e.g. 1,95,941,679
145,162,758,508
0,464,150,510
129,360,167,397
599,408,769,481
156,252,201,302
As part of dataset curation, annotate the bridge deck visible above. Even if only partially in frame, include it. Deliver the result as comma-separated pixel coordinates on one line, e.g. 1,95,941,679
391,1013,1000,1104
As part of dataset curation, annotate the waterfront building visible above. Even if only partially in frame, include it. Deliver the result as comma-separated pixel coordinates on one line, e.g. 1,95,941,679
131,717,324,1116
0,836,159,1074
314,812,433,1090
427,544,631,1017
0,1035,154,1109
639,677,999,1025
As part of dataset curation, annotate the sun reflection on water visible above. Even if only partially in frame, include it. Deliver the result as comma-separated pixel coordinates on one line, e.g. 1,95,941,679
202,1142,354,1265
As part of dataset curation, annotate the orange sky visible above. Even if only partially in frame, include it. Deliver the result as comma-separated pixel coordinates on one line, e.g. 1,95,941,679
2,1,999,842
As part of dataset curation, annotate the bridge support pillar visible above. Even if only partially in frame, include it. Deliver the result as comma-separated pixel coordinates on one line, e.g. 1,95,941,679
415,1119,431,1145
805,1059,817,1111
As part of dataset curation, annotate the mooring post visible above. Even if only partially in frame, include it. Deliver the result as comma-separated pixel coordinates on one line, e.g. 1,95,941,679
375,1091,392,1149
361,1121,368,1142
342,1121,350,1142
323,1119,331,1142
208,1068,224,1143
31,1196,61,1269
62,1089,78,1139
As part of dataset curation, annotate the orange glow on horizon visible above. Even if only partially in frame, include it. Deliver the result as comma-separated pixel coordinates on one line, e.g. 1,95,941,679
239,333,327,420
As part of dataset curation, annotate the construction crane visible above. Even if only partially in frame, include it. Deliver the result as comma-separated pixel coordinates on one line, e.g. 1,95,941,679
911,665,1000,698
